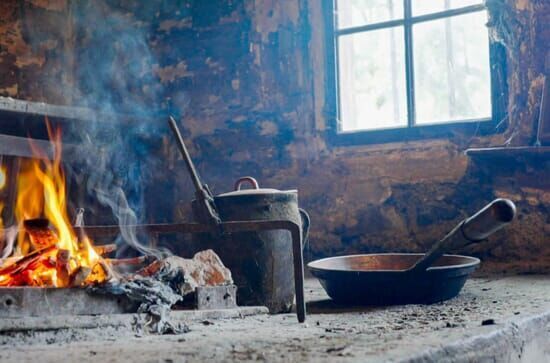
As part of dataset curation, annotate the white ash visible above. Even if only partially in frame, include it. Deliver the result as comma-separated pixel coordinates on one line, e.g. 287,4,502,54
92,249,233,335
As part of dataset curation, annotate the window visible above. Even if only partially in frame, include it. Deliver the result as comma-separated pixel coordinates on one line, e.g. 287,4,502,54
326,0,506,144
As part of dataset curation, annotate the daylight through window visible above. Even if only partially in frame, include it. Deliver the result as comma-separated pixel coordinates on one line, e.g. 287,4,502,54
335,0,492,132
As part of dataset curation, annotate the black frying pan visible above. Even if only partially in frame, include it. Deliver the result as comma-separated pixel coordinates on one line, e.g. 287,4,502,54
308,199,516,305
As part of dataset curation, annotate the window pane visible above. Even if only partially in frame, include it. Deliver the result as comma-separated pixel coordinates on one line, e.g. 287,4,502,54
413,11,491,124
412,0,483,16
338,27,407,131
336,0,403,29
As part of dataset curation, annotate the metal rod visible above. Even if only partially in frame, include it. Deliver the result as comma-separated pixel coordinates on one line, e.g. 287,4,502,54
409,199,516,273
168,116,203,193
168,116,221,225
83,219,307,323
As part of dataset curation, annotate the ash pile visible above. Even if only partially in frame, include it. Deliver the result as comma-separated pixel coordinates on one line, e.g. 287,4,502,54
94,249,235,335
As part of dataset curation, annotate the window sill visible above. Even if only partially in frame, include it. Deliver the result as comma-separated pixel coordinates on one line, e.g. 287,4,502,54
327,118,504,147
465,146,550,164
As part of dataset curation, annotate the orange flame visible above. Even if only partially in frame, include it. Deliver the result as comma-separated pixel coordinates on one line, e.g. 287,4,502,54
0,122,108,287
0,165,6,253
0,165,6,191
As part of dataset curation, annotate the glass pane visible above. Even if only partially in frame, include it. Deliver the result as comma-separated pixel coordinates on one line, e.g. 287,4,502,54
336,0,403,29
413,11,492,124
412,0,483,16
338,27,407,131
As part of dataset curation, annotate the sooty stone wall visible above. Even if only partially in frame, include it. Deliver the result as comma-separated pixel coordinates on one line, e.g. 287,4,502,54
147,0,549,273
0,0,548,272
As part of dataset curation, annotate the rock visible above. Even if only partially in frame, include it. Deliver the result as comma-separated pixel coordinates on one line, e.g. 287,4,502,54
138,249,233,296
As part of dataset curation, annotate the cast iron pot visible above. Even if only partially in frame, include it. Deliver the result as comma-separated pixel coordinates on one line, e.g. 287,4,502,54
193,176,310,313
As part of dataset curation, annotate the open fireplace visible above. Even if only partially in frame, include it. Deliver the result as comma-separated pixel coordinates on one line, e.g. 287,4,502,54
0,96,306,326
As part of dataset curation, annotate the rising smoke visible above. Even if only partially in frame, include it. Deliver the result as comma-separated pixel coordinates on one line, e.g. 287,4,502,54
64,1,178,259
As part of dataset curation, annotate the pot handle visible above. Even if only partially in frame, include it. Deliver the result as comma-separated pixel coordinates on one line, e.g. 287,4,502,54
299,208,310,250
234,176,260,191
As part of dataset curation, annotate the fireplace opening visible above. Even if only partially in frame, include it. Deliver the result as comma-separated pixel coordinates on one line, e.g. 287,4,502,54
0,102,261,334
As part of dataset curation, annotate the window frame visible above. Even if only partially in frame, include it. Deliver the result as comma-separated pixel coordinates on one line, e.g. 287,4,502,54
323,0,508,146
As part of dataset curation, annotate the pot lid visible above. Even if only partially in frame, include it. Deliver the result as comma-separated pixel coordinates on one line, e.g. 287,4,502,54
216,176,297,197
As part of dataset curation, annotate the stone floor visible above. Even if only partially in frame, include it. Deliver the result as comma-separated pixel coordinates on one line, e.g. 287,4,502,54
1,275,549,363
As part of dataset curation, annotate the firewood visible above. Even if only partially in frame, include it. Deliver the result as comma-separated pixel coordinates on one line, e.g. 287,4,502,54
56,249,71,287
0,244,56,276
24,218,58,250
94,244,117,256
107,256,149,266
22,268,41,286
87,260,111,284
137,259,161,277
0,249,55,287
70,266,92,287
0,256,18,266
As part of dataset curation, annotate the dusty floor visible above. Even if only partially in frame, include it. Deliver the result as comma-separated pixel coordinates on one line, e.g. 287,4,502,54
1,276,549,363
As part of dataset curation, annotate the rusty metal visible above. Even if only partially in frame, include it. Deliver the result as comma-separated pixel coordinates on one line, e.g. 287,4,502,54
194,285,237,310
165,117,306,320
309,199,516,305
410,198,516,273
83,219,306,323
195,179,310,314
168,116,220,225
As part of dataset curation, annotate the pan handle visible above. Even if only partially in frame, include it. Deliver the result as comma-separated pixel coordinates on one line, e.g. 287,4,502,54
409,199,516,273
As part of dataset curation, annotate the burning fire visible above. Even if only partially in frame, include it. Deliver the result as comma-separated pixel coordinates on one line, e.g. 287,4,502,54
0,123,109,287
0,165,6,190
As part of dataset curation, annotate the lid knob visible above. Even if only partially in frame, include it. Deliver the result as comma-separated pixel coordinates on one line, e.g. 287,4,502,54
234,176,260,191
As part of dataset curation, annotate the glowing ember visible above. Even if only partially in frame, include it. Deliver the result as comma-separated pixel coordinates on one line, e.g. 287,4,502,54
0,122,109,287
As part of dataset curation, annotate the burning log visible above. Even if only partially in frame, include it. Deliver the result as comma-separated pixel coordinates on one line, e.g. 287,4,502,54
94,243,117,256
0,256,18,266
107,255,150,266
87,260,111,284
0,123,113,288
23,218,58,250
0,244,56,277
55,249,71,287
69,266,92,287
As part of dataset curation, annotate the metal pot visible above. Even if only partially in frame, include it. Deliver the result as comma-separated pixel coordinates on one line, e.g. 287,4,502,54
193,176,310,313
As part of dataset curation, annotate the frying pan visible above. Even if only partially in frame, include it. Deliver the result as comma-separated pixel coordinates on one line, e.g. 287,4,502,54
308,199,516,305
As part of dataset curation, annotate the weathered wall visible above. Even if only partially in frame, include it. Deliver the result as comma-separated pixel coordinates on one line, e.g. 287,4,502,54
0,0,74,104
0,0,548,272
145,0,549,273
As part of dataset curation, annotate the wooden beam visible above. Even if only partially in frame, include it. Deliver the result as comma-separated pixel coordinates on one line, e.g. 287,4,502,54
0,96,99,122
0,134,54,159
0,96,148,124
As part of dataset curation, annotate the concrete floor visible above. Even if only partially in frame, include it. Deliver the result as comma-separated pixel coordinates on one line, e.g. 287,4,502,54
1,276,549,363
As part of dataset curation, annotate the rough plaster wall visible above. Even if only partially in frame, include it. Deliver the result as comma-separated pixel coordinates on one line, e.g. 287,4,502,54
0,0,547,272
149,0,549,273
0,0,74,104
